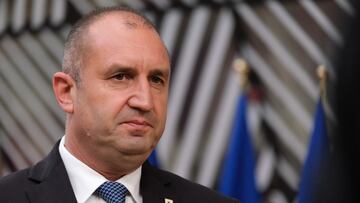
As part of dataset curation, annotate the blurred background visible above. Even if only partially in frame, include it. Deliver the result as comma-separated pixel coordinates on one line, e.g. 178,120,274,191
0,0,357,202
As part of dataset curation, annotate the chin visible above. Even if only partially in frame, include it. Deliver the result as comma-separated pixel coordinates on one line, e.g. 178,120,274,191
113,133,157,153
117,142,152,156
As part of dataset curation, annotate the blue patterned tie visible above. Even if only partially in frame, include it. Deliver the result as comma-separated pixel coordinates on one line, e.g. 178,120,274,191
96,181,129,203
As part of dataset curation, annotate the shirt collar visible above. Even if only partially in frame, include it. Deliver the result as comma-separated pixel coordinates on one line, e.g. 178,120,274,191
59,136,142,203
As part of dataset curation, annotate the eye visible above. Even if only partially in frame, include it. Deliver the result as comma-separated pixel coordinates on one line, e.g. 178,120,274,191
150,75,164,85
113,73,128,80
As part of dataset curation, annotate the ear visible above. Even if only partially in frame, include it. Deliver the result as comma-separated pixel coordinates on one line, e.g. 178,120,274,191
53,72,76,113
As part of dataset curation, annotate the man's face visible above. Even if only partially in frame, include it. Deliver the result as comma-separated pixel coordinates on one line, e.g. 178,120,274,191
72,15,170,160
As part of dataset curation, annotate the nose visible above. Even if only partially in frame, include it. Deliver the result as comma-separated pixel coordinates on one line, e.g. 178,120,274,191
128,78,154,112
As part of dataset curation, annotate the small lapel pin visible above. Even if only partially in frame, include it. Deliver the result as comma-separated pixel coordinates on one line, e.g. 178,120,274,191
164,198,173,203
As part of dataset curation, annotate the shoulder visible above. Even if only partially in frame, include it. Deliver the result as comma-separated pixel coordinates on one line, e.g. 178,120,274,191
0,141,63,200
0,168,32,200
0,168,30,187
147,165,238,203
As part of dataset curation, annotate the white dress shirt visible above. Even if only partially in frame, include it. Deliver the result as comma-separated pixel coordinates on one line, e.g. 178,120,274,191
59,136,143,203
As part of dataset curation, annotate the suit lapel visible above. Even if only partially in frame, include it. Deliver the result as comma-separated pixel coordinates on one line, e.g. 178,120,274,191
25,142,181,203
25,141,77,203
141,162,180,203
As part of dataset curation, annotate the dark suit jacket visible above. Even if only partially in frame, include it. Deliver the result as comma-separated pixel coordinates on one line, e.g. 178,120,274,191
0,141,238,203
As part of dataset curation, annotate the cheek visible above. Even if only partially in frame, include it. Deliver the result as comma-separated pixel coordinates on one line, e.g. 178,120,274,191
97,97,128,121
154,96,168,130
88,85,128,110
154,94,167,114
77,95,115,128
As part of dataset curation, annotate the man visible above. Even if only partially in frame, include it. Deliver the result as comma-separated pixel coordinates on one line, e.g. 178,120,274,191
0,6,238,203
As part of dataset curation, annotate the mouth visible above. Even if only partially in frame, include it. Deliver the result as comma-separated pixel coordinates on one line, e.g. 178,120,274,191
121,119,153,131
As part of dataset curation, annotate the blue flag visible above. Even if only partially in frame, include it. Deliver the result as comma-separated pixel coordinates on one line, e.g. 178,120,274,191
298,99,329,203
218,94,259,203
148,149,160,168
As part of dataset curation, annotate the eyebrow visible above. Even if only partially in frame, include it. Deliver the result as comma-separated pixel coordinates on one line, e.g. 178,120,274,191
104,65,135,76
149,69,170,81
105,64,170,79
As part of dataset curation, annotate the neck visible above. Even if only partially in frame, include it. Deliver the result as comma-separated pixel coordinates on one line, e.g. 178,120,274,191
64,133,140,181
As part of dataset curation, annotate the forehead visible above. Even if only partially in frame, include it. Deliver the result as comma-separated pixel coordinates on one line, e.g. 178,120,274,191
82,13,170,71
86,12,157,41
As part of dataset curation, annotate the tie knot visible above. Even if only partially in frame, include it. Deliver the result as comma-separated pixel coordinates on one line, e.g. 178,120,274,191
96,181,129,203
